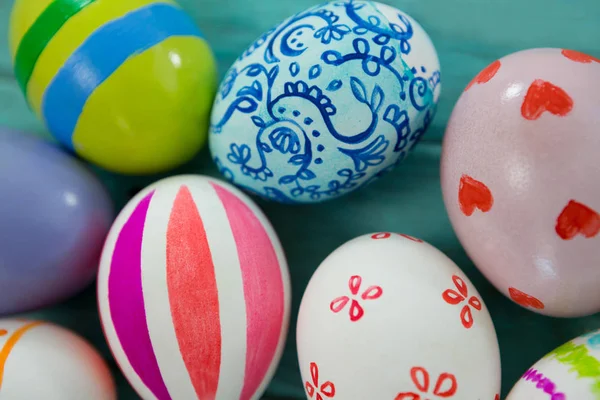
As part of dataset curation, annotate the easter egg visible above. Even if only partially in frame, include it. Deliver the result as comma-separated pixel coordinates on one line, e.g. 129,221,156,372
506,328,600,400
97,175,291,400
0,128,113,315
8,0,217,175
440,48,600,317
209,0,441,203
0,318,115,399
296,233,501,399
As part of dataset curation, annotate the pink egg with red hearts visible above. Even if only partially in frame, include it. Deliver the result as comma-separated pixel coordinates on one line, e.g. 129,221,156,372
97,175,291,400
441,48,600,317
296,233,501,400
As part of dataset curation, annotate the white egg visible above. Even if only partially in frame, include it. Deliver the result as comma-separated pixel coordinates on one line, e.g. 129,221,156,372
506,328,600,400
296,232,501,399
0,319,115,400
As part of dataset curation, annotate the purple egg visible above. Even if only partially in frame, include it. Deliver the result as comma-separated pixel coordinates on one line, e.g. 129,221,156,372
0,128,114,314
441,48,600,317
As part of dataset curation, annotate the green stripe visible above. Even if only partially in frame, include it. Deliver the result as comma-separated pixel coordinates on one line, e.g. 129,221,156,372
13,0,96,96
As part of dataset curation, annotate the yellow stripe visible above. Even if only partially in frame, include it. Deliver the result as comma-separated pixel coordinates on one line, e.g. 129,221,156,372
72,36,217,174
0,321,44,390
25,0,177,116
8,0,55,59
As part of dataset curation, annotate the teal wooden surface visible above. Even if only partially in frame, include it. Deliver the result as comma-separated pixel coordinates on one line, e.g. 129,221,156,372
1,0,600,398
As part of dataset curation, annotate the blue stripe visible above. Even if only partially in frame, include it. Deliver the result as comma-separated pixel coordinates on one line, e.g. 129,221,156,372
42,3,204,149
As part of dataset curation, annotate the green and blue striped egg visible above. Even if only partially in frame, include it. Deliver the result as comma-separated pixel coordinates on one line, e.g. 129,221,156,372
9,0,217,175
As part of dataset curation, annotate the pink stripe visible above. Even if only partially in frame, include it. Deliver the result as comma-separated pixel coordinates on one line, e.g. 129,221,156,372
211,183,285,400
108,191,171,400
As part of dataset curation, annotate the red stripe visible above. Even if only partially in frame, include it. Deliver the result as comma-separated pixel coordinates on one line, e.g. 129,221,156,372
211,183,285,400
166,185,221,399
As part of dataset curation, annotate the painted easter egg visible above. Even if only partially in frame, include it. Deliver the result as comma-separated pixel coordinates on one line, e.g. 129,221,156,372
296,233,501,399
0,318,115,399
440,48,600,317
209,0,441,203
8,0,217,175
506,328,600,400
97,175,291,400
0,128,113,315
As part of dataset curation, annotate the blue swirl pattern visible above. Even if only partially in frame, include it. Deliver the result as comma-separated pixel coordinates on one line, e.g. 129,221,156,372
209,0,441,203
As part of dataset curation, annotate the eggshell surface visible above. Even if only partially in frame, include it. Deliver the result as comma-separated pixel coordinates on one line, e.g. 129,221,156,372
97,175,291,400
440,48,600,317
209,0,441,203
0,318,115,400
0,128,113,315
506,328,600,400
9,0,217,174
296,233,501,400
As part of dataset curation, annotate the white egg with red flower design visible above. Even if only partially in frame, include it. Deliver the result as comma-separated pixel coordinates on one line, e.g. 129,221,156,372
296,233,501,400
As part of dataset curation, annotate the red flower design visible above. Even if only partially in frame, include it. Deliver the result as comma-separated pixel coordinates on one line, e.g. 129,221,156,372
398,233,423,243
442,275,482,329
372,232,392,239
305,362,335,400
330,275,383,322
371,232,424,242
396,367,457,399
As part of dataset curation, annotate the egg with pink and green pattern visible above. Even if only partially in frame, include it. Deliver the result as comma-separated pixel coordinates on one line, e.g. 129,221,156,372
507,328,600,400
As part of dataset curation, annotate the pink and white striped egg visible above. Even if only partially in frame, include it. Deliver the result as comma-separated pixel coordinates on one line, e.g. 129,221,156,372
97,175,291,400
296,233,501,400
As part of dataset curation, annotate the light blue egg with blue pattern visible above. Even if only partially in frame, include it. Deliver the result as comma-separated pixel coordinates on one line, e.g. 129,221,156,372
209,0,441,203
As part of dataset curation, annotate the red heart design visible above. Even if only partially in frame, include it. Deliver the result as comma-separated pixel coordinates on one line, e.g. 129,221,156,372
458,175,494,216
562,49,600,64
465,60,501,91
508,287,545,309
555,200,600,240
521,79,573,120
